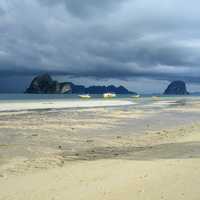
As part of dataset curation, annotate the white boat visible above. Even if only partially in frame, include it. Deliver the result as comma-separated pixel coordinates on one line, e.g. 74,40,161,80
79,94,91,99
103,93,116,98
132,95,140,98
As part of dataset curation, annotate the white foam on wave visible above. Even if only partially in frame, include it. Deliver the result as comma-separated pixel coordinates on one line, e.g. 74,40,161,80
0,99,134,112
142,100,178,108
153,101,177,105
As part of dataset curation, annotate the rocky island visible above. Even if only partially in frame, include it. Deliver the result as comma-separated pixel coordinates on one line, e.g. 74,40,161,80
26,74,136,94
164,80,189,95
25,74,71,94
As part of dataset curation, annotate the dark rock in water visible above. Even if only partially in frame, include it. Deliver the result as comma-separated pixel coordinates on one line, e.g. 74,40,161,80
85,85,135,94
26,74,136,94
26,74,71,94
67,82,86,94
164,81,189,95
63,83,135,94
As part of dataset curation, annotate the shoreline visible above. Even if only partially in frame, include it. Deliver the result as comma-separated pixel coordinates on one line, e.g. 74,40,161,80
0,99,134,112
1,98,200,199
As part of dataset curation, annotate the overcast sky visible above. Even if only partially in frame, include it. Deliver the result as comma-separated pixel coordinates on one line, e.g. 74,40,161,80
0,0,200,93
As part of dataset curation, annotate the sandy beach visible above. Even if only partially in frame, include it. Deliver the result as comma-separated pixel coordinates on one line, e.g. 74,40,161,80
0,97,200,200
1,0,200,198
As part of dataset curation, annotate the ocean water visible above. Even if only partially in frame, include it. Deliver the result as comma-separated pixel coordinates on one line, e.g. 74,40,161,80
0,93,200,136
0,93,199,112
0,93,132,101
0,93,199,101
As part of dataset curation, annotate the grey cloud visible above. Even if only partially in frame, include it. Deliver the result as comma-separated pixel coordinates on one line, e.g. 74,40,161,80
0,7,5,16
39,0,126,18
1,0,200,92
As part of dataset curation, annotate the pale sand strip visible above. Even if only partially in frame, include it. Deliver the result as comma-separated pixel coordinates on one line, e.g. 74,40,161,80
0,159,199,200
0,99,134,112
0,127,200,200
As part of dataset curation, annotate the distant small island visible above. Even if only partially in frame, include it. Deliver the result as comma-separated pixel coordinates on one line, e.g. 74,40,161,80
163,80,189,95
25,74,136,95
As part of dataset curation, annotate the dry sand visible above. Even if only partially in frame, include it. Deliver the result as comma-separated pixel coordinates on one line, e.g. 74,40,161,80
0,100,200,200
1,159,200,200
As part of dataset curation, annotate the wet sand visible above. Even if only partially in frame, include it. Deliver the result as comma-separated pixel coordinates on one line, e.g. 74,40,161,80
0,98,200,199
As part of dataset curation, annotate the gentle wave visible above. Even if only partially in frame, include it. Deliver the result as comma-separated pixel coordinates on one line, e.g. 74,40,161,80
0,99,135,112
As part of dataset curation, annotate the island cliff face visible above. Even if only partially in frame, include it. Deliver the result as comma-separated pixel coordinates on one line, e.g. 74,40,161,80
26,74,71,94
164,81,189,95
26,74,136,94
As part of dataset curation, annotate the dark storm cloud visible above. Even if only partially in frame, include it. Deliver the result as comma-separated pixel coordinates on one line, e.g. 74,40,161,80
0,7,5,16
39,0,125,17
1,0,200,85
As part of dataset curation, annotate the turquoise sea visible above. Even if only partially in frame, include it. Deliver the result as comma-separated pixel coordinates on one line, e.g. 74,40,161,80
0,93,199,112
0,93,199,101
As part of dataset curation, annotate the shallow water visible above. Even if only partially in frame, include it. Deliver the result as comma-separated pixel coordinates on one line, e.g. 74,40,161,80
0,94,200,167
0,93,199,111
0,94,200,134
